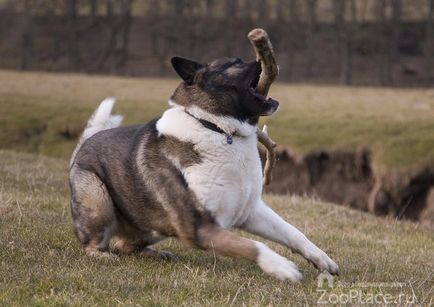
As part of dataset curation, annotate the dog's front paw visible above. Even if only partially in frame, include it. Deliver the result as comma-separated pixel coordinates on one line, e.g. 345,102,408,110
307,249,339,276
255,242,303,282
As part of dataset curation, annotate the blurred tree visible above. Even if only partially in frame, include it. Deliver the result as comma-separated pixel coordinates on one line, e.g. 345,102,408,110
288,0,300,24
205,0,213,17
65,0,80,71
21,0,34,70
224,0,237,56
342,0,358,85
97,0,133,73
0,0,432,85
333,0,345,78
427,0,434,80
391,0,402,64
115,0,132,71
377,0,392,85
376,0,402,86
89,0,98,24
147,0,167,73
305,0,318,78
286,0,302,81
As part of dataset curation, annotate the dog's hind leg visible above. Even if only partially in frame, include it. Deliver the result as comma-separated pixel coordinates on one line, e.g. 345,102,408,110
112,221,176,260
113,238,176,260
70,167,118,259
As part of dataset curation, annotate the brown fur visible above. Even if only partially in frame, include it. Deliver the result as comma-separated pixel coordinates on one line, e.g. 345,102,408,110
70,167,116,252
70,122,212,257
197,225,259,262
160,135,202,168
70,57,279,271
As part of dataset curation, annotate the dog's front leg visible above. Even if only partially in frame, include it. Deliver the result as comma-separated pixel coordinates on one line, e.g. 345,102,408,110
240,200,339,275
194,223,302,282
140,159,301,281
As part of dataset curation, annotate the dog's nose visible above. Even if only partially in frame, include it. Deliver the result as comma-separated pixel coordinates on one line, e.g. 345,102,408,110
268,98,279,112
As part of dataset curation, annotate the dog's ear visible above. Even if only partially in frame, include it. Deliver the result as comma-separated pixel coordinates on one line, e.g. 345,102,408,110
171,57,203,85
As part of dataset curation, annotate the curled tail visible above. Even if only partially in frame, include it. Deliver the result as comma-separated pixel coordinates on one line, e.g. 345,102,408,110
70,97,123,167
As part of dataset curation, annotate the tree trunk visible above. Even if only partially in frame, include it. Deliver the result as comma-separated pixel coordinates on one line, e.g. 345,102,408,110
89,0,97,24
147,0,166,74
20,0,33,70
288,0,300,25
114,0,132,72
391,0,402,63
305,0,318,78
205,0,214,18
333,0,346,79
378,0,392,86
426,0,434,80
257,0,269,21
65,0,80,71
287,0,300,81
276,0,288,22
97,0,116,71
148,0,160,57
342,0,357,85
224,0,237,56
175,0,186,17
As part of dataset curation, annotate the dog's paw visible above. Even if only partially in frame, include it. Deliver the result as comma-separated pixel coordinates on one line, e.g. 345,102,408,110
306,248,339,276
85,248,120,261
139,247,178,261
255,242,303,282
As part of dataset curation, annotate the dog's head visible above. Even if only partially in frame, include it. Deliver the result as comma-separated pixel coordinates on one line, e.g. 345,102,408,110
170,57,279,125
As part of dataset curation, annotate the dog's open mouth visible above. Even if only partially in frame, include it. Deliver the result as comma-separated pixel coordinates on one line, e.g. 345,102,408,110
248,62,279,115
249,66,261,91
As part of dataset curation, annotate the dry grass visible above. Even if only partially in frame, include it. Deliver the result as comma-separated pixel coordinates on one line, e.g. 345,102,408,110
1,70,433,304
268,84,434,171
1,70,434,171
0,150,433,305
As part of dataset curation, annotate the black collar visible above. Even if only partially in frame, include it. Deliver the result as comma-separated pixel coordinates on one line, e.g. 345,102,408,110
185,110,235,144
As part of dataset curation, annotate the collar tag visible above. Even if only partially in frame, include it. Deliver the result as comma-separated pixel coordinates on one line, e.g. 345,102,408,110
226,135,233,145
184,110,236,144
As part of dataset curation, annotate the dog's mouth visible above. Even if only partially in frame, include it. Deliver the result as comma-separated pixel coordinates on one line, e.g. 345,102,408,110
249,64,261,91
247,62,279,116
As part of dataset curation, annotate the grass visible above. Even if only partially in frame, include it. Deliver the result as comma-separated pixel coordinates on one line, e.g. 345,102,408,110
1,69,433,303
0,149,433,305
1,70,434,171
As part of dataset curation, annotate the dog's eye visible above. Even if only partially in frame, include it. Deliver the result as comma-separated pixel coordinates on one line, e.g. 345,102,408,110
231,61,243,69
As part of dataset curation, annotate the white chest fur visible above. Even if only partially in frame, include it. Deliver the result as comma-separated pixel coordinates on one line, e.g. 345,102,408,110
156,107,263,228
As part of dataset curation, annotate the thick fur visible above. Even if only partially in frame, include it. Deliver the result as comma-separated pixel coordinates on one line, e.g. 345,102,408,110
156,105,260,228
70,97,123,167
69,57,339,281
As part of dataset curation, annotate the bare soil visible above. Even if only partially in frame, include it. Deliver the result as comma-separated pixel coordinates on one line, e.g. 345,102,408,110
264,148,434,227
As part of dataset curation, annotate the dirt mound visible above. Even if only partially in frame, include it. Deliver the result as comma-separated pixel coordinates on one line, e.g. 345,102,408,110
263,148,434,227
374,167,434,222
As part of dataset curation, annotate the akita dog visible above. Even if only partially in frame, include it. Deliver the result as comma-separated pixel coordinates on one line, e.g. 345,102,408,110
69,57,339,281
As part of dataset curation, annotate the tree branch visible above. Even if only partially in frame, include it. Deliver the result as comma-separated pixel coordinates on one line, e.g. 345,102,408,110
247,28,278,186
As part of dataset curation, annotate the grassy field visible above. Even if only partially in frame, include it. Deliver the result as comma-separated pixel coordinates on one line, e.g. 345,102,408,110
1,70,434,305
0,149,433,305
1,70,434,172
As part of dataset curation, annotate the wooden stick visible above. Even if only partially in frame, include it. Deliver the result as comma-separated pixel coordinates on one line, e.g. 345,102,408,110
248,28,278,186
257,125,277,186
248,28,279,95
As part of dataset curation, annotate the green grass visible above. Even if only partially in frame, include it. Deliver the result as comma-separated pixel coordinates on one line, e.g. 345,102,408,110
1,150,433,305
1,70,434,171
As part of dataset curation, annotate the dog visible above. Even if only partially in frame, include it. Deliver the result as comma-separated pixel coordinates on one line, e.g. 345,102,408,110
69,56,339,281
